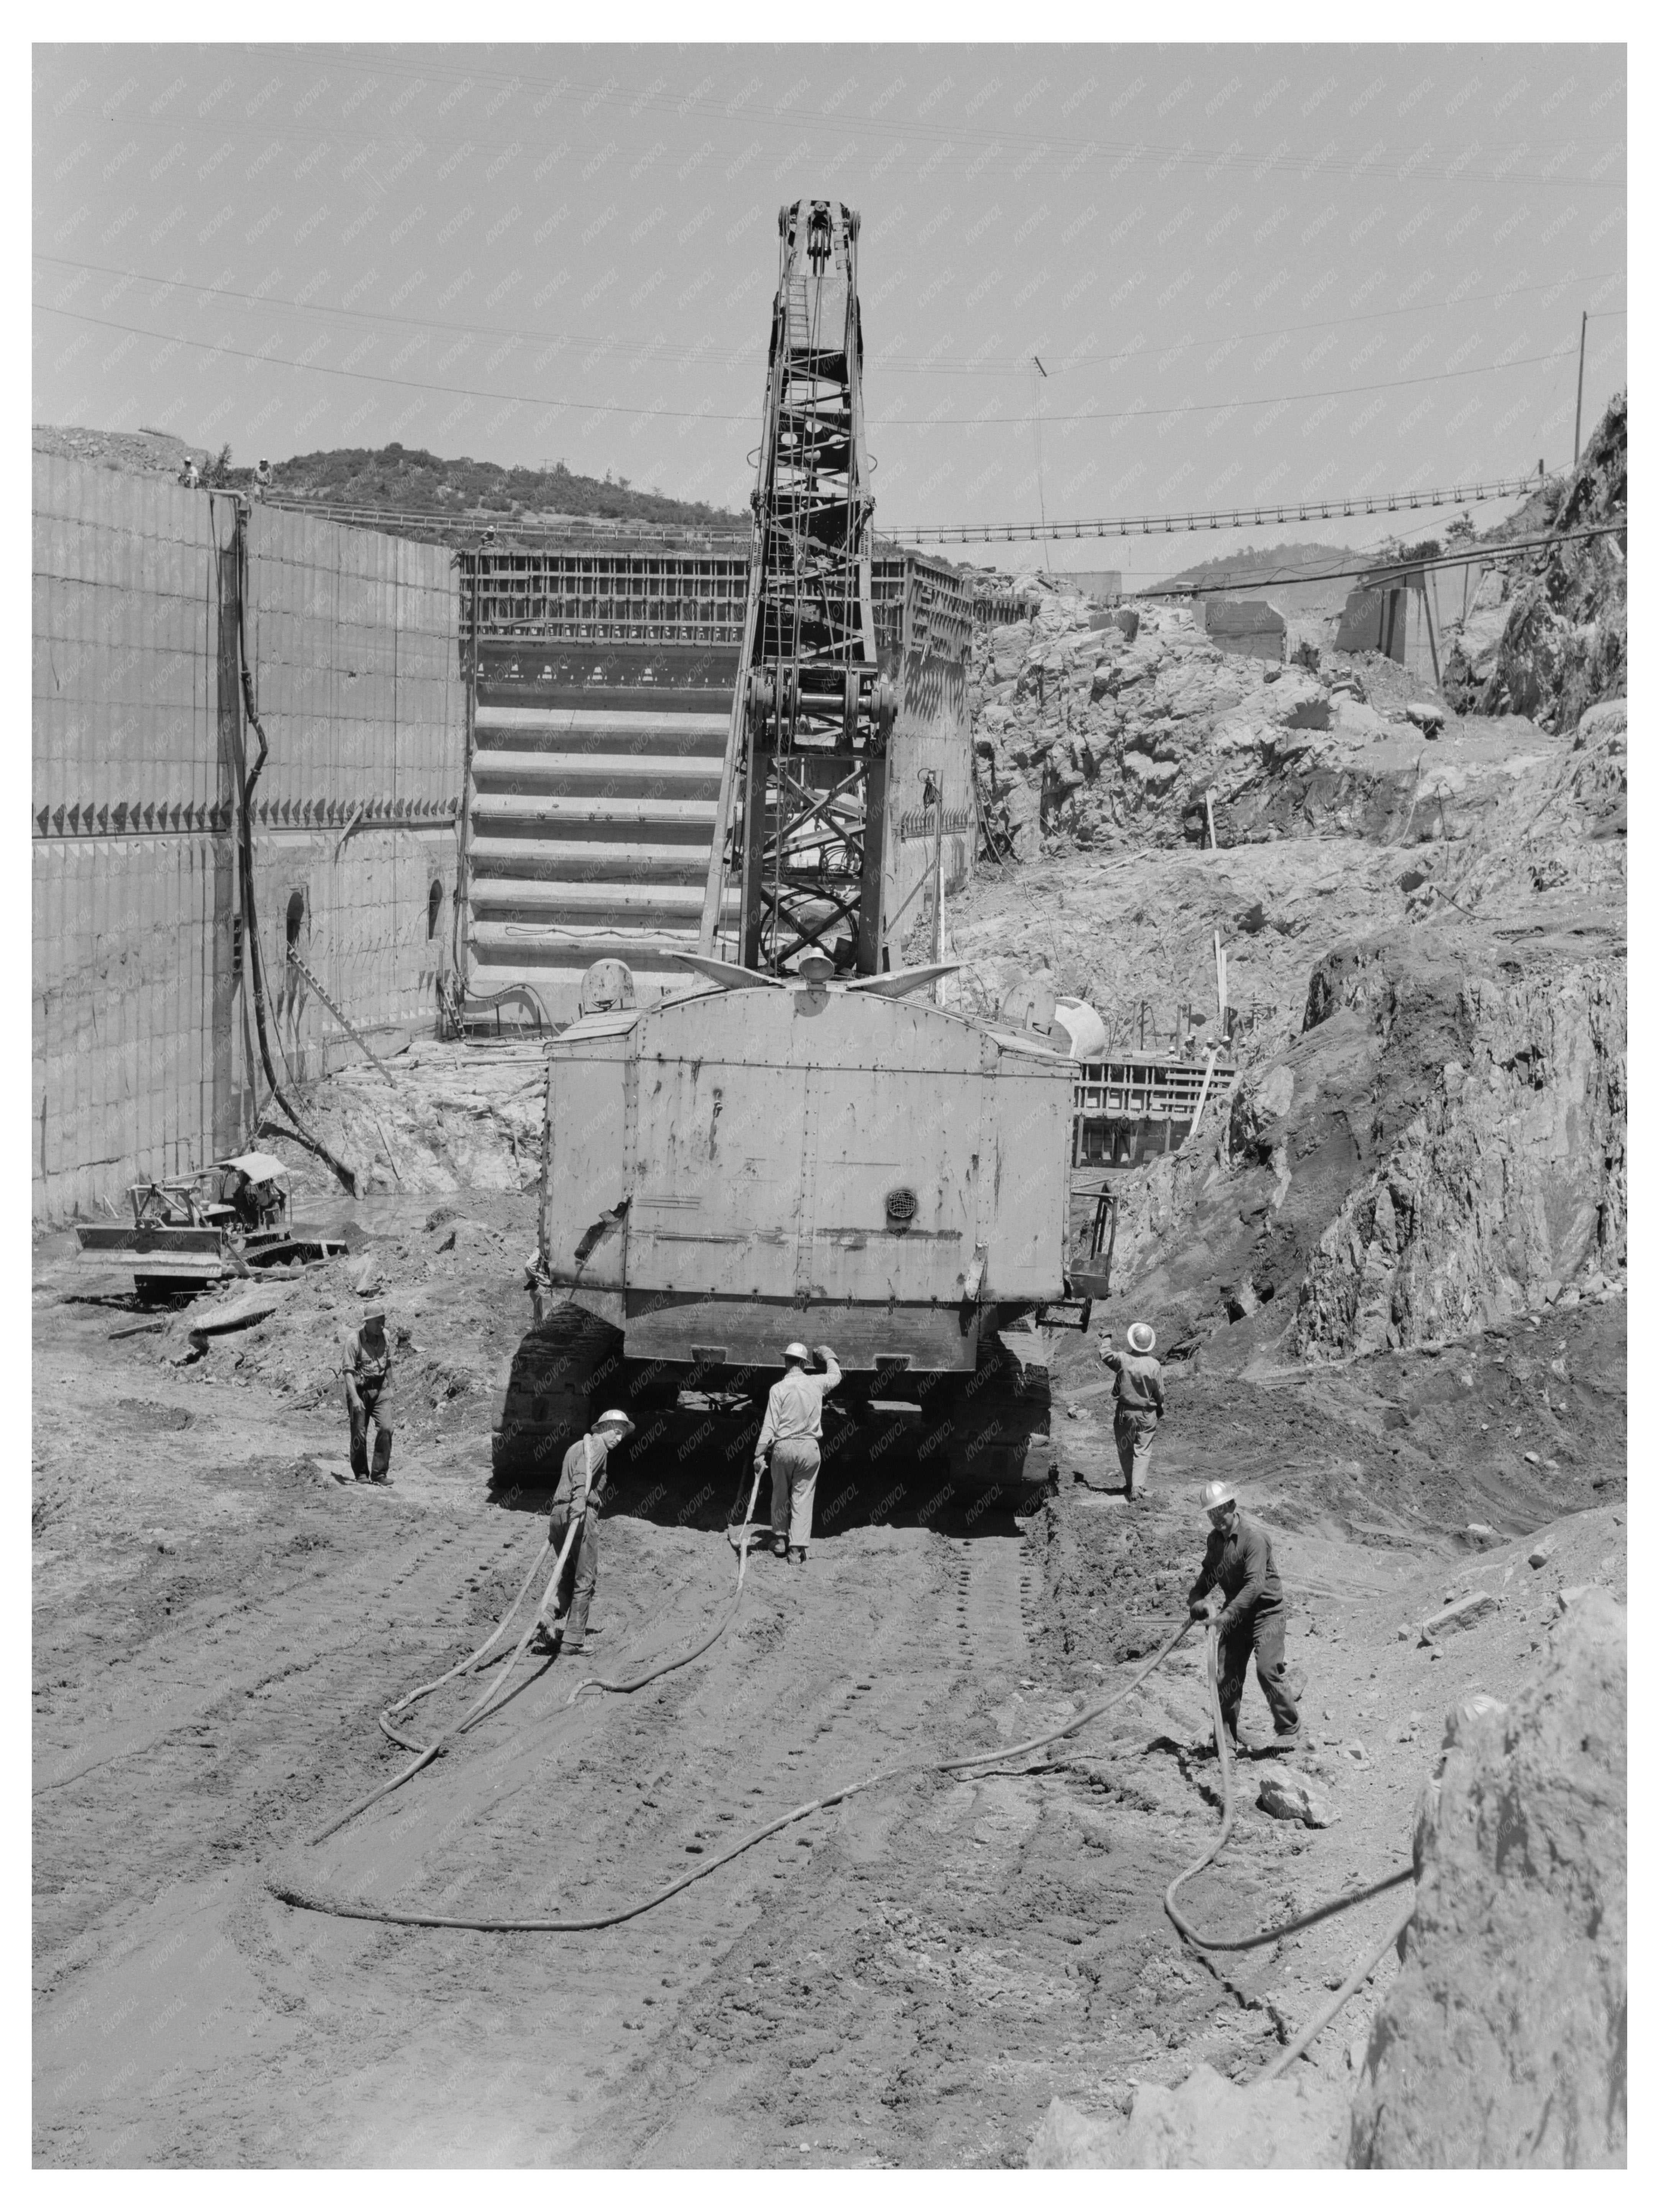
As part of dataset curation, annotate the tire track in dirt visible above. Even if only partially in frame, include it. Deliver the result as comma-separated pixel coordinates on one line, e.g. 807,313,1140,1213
577,1523,1044,2165
33,1503,555,2004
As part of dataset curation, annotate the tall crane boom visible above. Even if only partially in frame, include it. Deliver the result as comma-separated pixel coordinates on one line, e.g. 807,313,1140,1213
700,198,896,976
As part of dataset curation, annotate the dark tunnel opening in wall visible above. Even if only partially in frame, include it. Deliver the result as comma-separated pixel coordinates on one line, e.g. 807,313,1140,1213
428,879,443,938
279,889,307,1016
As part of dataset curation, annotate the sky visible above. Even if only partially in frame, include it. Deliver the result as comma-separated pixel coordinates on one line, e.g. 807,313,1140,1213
32,40,1627,581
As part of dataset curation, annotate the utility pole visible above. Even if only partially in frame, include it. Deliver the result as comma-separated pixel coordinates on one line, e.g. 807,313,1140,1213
1033,356,1051,582
1573,310,1589,466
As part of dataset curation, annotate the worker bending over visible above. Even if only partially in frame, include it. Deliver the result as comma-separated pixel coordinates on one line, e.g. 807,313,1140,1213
535,1408,636,1656
754,1342,841,1565
1187,1479,1301,1753
343,1310,395,1484
1096,1321,1165,1500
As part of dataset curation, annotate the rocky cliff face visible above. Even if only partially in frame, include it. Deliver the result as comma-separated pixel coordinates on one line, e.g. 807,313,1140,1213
1442,393,1627,735
954,692,1626,1373
1282,703,1626,1357
972,595,1466,864
1288,939,1625,1357
1348,1589,1626,2167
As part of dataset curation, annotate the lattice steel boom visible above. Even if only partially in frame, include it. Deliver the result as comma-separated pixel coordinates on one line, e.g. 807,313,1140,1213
701,198,896,975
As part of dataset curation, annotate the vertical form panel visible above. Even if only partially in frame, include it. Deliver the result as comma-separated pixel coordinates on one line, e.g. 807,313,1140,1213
36,466,464,1215
32,457,235,1218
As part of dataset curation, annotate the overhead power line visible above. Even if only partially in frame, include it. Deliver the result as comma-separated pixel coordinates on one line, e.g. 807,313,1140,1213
33,252,1627,383
33,300,1588,430
256,471,1580,555
1134,520,1627,600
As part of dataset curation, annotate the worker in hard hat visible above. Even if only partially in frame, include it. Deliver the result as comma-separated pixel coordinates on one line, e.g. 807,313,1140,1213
1187,1479,1301,1753
534,1408,636,1655
754,1342,842,1564
343,1310,395,1484
1095,1322,1165,1500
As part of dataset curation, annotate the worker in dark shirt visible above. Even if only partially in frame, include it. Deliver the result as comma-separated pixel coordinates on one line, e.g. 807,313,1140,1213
343,1311,395,1484
1187,1478,1301,1752
1096,1321,1165,1500
533,1409,635,1656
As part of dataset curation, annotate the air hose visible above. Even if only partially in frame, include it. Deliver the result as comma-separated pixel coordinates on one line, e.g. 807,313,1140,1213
372,1470,770,1773
269,1588,1198,1931
228,500,357,1195
307,1516,580,1847
272,1550,1417,2059
1258,1891,1417,2085
1162,1627,1415,1952
377,1536,555,1755
561,1465,769,1707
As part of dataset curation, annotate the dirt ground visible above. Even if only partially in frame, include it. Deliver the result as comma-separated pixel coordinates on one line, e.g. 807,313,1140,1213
32,1158,1626,2169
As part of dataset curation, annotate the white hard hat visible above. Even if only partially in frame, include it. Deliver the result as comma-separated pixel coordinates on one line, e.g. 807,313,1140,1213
594,1408,635,1431
1127,1321,1156,1354
1199,1479,1236,1514
783,1341,811,1364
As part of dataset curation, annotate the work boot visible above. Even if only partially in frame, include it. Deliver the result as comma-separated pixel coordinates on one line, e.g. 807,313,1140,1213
789,1546,807,1565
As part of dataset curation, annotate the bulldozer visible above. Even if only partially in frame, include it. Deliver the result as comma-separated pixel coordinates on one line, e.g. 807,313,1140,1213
74,1151,345,1300
493,201,1084,1505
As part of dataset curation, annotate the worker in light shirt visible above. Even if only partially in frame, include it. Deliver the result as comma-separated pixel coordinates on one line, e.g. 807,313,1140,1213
754,1341,842,1566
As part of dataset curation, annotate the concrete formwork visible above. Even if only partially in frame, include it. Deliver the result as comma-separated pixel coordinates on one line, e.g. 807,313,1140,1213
32,459,465,1220
457,547,974,1021
879,556,975,961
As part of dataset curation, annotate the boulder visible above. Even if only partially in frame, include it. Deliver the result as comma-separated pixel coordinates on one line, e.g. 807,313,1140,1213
1418,1590,1501,1642
1030,2064,1348,2168
185,1285,290,1341
1349,1589,1626,2166
1257,1771,1338,1827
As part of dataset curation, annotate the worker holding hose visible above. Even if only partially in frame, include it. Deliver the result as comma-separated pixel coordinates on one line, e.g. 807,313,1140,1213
534,1408,635,1655
343,1310,395,1485
1096,1321,1165,1500
755,1342,841,1565
1187,1479,1301,1754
